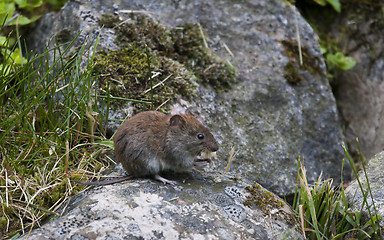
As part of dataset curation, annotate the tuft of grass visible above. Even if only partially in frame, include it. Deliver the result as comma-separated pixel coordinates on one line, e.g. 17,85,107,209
293,143,382,240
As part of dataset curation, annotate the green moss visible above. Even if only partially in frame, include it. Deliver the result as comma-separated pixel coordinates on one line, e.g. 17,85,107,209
169,23,237,90
101,13,236,94
115,14,173,51
244,182,284,212
55,29,72,44
281,39,324,84
98,13,120,28
94,45,198,112
0,217,7,231
94,13,238,112
1,203,20,237
243,182,298,226
284,61,303,84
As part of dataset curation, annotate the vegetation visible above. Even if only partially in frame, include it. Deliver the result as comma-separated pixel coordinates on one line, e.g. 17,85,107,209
94,13,237,114
105,14,236,91
0,0,67,76
323,51,356,78
289,0,360,81
94,45,198,112
0,30,120,238
281,39,325,84
293,143,383,239
311,0,341,13
288,0,341,13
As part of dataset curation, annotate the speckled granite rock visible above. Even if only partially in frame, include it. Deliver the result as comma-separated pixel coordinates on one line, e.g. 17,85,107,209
344,151,384,234
27,0,350,197
19,166,304,240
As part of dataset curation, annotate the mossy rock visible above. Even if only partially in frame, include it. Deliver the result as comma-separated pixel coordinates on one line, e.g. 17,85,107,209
281,39,324,84
244,182,298,227
94,45,198,112
96,13,236,103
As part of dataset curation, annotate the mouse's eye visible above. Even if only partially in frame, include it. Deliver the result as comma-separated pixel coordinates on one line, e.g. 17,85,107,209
197,133,204,140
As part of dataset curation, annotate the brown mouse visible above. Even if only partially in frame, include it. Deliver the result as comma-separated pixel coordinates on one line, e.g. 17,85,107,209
74,110,218,185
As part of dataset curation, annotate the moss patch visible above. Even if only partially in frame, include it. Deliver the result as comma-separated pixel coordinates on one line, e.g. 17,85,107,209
168,23,237,89
98,13,120,28
243,182,298,226
55,29,72,44
96,13,236,104
244,182,284,213
94,45,198,112
281,39,324,84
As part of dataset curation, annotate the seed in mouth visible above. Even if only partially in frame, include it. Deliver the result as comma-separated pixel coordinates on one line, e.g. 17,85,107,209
194,151,217,167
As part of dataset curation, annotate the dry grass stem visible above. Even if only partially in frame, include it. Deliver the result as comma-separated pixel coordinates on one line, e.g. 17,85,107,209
86,106,96,142
294,11,303,66
5,169,9,208
225,146,238,173
143,73,173,94
299,204,306,238
119,10,154,18
155,98,170,111
223,42,234,57
198,23,208,49
55,83,69,93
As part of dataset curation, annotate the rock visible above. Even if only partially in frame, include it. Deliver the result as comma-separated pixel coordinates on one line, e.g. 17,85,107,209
27,0,350,197
344,151,384,234
322,2,384,159
18,166,304,240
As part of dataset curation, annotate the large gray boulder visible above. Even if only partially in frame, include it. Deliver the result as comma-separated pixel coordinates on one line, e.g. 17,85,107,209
28,0,350,196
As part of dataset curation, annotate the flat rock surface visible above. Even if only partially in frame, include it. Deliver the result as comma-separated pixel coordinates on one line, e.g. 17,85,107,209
19,167,304,240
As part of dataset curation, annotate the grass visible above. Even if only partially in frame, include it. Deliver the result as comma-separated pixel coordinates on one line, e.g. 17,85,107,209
0,32,133,238
293,142,383,239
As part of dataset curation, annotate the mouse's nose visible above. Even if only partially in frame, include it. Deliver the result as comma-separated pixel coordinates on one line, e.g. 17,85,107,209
210,142,219,152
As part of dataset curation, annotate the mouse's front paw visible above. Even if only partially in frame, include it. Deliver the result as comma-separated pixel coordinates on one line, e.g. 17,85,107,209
153,174,177,185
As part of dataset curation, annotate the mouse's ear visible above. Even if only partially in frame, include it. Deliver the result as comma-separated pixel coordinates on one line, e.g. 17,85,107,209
170,115,185,127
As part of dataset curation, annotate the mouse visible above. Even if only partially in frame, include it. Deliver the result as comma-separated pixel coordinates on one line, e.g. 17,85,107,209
74,110,219,186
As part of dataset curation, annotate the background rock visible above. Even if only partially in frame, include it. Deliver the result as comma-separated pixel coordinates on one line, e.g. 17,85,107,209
297,1,384,160
27,0,350,197
331,2,384,160
345,151,384,234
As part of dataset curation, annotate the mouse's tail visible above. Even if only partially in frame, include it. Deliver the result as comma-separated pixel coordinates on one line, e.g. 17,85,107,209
72,175,133,186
